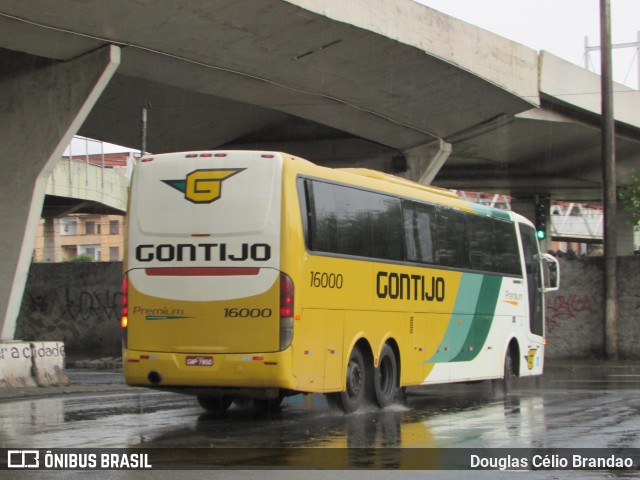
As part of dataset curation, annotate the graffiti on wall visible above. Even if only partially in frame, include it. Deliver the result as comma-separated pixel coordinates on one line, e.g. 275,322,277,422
0,342,65,361
62,288,122,322
25,292,49,314
545,294,594,333
24,287,122,323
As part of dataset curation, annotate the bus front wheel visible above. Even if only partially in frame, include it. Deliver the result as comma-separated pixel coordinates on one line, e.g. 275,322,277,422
374,344,398,407
253,396,284,413
492,350,514,398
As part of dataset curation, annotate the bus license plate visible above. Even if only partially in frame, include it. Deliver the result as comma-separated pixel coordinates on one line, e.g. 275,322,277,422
186,356,213,367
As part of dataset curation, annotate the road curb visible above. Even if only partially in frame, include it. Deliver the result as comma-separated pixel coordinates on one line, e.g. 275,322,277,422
66,357,123,370
0,341,68,388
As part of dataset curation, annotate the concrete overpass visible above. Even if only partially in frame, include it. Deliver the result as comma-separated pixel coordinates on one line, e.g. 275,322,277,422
44,157,129,217
1,0,640,341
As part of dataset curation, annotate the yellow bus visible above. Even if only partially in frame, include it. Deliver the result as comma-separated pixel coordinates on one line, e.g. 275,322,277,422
122,151,559,413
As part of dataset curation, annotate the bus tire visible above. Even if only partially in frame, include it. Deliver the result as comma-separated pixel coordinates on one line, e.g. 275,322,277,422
374,344,398,408
253,396,284,414
492,350,514,398
330,346,368,413
197,395,233,414
504,350,514,392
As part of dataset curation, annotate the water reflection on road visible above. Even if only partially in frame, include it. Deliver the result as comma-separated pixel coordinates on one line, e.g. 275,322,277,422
156,384,527,450
125,368,640,452
1,364,640,463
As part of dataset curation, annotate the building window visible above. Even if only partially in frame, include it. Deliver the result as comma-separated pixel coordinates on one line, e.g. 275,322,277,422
109,246,119,261
85,221,102,235
109,220,119,235
60,218,77,236
81,245,101,261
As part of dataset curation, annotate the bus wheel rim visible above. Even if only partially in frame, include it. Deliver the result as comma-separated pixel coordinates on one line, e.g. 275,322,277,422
347,360,363,397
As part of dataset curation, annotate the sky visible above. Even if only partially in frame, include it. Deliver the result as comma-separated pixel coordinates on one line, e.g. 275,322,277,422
417,0,639,88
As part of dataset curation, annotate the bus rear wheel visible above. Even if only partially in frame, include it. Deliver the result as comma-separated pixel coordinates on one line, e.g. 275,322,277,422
197,395,233,414
253,396,284,414
374,344,398,407
328,346,369,413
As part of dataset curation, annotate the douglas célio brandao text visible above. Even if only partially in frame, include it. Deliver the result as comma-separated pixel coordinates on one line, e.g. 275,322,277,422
470,453,635,470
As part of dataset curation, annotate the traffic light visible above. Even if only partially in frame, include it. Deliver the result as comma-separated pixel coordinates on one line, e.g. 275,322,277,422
535,202,547,240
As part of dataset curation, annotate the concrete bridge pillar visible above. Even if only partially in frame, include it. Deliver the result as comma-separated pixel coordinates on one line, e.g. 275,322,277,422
401,139,452,185
0,45,120,340
41,215,59,263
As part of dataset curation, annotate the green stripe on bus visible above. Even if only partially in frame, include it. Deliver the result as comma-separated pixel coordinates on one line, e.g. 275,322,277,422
451,275,502,362
490,209,511,220
470,203,511,221
425,273,483,363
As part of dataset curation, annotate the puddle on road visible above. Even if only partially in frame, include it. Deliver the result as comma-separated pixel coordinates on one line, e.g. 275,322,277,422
3,367,640,453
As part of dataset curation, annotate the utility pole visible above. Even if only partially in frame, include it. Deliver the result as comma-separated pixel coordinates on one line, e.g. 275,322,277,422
600,0,618,360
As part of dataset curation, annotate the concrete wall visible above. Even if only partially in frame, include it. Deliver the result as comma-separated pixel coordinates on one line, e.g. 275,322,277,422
16,262,123,356
15,257,640,359
545,256,640,359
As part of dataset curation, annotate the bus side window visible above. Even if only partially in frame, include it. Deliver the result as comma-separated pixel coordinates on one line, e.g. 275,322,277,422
333,185,373,258
369,194,404,261
467,214,494,272
435,208,469,269
306,180,339,254
305,179,405,262
492,219,522,276
402,201,436,265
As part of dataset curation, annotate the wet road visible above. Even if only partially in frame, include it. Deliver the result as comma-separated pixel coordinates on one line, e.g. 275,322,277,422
1,363,640,478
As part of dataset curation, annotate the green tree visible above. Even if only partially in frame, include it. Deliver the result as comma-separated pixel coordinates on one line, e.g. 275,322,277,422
618,170,640,231
64,254,94,262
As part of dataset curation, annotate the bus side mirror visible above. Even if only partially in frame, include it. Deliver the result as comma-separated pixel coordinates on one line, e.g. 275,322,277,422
540,253,560,292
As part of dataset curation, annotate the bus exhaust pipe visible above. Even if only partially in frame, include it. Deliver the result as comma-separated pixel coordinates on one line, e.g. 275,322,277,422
148,371,162,385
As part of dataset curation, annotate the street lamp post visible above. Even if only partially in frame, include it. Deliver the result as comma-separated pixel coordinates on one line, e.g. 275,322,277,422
600,0,618,360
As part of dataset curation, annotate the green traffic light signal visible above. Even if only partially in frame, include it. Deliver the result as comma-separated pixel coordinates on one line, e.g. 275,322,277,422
535,202,547,241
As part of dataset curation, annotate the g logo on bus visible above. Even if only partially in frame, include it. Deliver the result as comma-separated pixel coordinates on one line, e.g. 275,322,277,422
163,168,245,204
526,348,538,370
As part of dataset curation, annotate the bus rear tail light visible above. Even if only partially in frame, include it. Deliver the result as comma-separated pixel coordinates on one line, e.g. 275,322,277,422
121,274,128,328
279,272,294,350
121,274,129,347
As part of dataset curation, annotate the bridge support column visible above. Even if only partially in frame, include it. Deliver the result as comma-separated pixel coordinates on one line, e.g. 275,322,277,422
41,215,60,263
0,45,120,341
401,139,452,185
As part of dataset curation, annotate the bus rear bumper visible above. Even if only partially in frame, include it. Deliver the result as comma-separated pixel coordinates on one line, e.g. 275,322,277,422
123,348,295,392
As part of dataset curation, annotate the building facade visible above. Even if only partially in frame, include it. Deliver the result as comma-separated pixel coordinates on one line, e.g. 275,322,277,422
34,214,125,262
